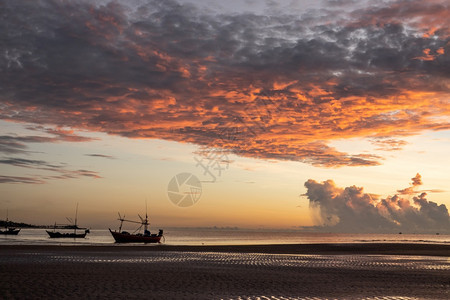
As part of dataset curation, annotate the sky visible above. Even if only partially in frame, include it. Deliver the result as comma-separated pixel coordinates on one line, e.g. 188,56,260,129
1,0,449,232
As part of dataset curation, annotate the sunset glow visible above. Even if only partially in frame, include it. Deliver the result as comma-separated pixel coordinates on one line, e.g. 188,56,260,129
1,0,449,233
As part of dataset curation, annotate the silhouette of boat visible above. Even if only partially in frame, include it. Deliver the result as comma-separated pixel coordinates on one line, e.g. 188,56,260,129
109,210,163,243
46,204,90,238
46,226,90,238
0,227,20,235
0,210,20,235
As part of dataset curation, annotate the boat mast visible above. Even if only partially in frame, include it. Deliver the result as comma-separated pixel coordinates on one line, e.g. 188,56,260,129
145,200,148,233
118,212,125,232
74,203,79,234
117,213,145,233
4,209,8,229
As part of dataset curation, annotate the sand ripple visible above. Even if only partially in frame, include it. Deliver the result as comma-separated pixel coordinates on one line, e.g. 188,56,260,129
1,250,448,299
6,251,449,271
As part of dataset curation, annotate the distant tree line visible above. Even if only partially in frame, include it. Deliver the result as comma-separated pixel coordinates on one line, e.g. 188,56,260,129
0,220,41,228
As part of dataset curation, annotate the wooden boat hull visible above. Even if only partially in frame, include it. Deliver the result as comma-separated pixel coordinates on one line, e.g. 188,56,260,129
109,229,162,243
46,230,87,238
0,228,20,235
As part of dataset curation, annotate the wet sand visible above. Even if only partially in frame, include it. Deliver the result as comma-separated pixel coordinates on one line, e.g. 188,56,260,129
1,243,449,299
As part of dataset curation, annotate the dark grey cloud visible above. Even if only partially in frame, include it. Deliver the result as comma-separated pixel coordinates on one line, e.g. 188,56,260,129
84,153,115,159
0,157,101,183
0,136,29,154
0,135,60,154
323,0,359,6
25,126,96,142
0,0,449,167
0,175,45,184
0,157,61,169
0,126,95,154
304,174,450,233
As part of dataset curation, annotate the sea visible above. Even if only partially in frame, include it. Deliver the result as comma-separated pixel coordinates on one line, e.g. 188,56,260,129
1,228,449,246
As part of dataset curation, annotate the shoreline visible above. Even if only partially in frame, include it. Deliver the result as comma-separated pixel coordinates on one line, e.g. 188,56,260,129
2,242,449,256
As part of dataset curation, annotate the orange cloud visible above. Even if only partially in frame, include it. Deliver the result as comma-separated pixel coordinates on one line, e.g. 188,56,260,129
1,0,450,168
413,48,445,61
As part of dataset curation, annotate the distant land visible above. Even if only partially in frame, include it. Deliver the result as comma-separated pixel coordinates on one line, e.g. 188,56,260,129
0,220,40,228
0,220,72,229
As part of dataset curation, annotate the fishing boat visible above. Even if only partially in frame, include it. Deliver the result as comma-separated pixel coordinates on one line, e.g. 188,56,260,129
0,227,20,235
46,204,90,238
0,210,21,235
109,211,163,243
46,225,90,238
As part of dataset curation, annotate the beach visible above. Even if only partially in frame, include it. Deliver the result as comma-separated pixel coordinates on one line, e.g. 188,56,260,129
1,244,449,299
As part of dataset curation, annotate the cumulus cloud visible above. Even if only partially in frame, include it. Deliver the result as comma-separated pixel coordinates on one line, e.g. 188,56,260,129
397,173,422,195
304,174,449,233
0,0,449,167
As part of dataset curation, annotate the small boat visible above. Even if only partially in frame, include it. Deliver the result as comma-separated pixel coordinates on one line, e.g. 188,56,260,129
46,203,90,238
0,210,21,235
46,226,90,238
0,227,20,235
109,211,163,243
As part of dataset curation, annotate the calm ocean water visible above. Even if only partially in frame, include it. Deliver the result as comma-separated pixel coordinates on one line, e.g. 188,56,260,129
1,228,449,246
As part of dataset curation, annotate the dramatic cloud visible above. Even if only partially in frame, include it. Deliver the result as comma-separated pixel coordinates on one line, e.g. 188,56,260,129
304,174,449,233
1,0,449,167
